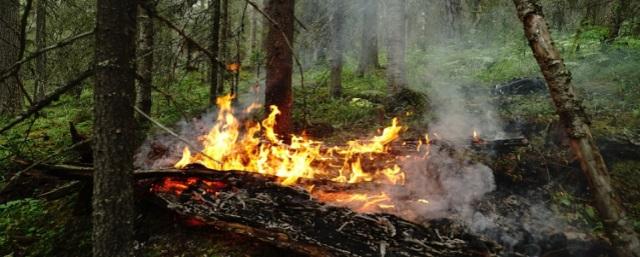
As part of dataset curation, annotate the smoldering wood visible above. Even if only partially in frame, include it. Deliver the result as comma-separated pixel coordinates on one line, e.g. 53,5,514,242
11,161,499,256
512,1,640,256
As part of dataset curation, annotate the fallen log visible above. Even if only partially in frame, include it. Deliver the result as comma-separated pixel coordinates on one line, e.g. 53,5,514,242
11,161,499,256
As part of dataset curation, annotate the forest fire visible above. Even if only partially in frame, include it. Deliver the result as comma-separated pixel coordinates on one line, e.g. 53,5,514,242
168,94,412,212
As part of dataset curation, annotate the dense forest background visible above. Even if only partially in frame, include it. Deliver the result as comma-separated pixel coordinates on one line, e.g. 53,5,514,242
1,0,640,256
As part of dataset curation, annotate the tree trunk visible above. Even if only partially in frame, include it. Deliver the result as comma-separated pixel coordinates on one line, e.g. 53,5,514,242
249,0,259,76
137,5,154,128
356,0,380,77
513,1,640,257
35,0,47,101
386,0,408,94
329,0,345,98
443,0,462,39
0,0,22,116
606,0,630,42
209,0,221,105
218,0,229,95
93,0,137,256
264,0,294,141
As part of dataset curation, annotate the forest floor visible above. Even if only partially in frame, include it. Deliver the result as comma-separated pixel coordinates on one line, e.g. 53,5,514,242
1,26,639,256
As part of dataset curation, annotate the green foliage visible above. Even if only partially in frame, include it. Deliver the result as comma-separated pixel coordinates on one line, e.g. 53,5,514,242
0,199,58,256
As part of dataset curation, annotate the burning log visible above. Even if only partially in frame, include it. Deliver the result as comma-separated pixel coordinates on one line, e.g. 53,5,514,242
12,161,499,256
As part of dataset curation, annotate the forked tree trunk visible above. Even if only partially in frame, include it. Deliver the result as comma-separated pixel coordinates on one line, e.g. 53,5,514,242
209,0,221,105
35,0,47,101
386,0,408,94
137,4,154,128
513,1,640,257
0,0,22,116
264,0,294,140
93,0,137,256
328,0,345,98
356,0,380,77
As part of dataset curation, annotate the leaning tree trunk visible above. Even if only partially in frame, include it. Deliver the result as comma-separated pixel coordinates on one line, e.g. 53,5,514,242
264,0,294,141
328,0,345,98
137,4,154,129
513,1,640,257
386,0,408,94
209,0,221,105
356,0,380,77
93,0,137,256
0,0,22,116
35,0,47,101
605,0,630,42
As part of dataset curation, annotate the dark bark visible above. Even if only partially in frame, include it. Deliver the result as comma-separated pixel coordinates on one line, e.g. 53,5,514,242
0,0,22,116
35,0,47,101
209,0,221,105
93,0,137,256
385,0,408,94
328,0,345,98
264,0,295,140
137,5,155,128
606,0,630,42
356,0,380,77
513,1,640,257
218,0,229,95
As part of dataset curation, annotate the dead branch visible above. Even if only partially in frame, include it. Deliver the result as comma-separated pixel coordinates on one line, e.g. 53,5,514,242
0,68,94,134
0,30,93,84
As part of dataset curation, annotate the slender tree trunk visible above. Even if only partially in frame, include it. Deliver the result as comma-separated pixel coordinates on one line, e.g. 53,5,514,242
218,0,229,95
386,0,408,94
513,2,640,257
443,0,462,39
0,0,22,116
249,1,258,75
606,0,630,42
93,0,137,256
264,0,294,141
209,0,221,105
35,0,47,101
356,0,380,77
329,0,345,98
137,5,154,128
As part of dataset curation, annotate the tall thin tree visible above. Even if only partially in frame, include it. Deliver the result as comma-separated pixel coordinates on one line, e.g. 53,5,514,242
329,0,345,98
35,0,47,101
218,0,229,95
93,0,137,256
209,0,221,105
264,0,294,140
0,0,22,115
356,0,380,77
513,1,640,257
137,3,155,129
386,0,408,94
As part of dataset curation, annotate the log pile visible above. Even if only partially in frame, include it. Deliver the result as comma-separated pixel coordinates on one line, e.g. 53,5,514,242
10,161,500,257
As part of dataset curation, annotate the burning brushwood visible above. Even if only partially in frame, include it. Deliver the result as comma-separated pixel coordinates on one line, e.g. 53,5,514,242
11,160,499,256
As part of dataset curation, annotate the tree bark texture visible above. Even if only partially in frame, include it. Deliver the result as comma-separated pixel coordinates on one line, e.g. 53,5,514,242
209,0,221,105
35,0,47,101
137,5,154,127
329,0,345,98
264,0,294,140
0,0,22,116
93,0,137,256
385,0,408,94
513,1,640,257
443,0,462,38
217,0,229,95
606,0,630,42
356,0,380,77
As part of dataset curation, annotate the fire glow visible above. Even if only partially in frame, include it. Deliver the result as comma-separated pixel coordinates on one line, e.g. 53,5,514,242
170,95,412,211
